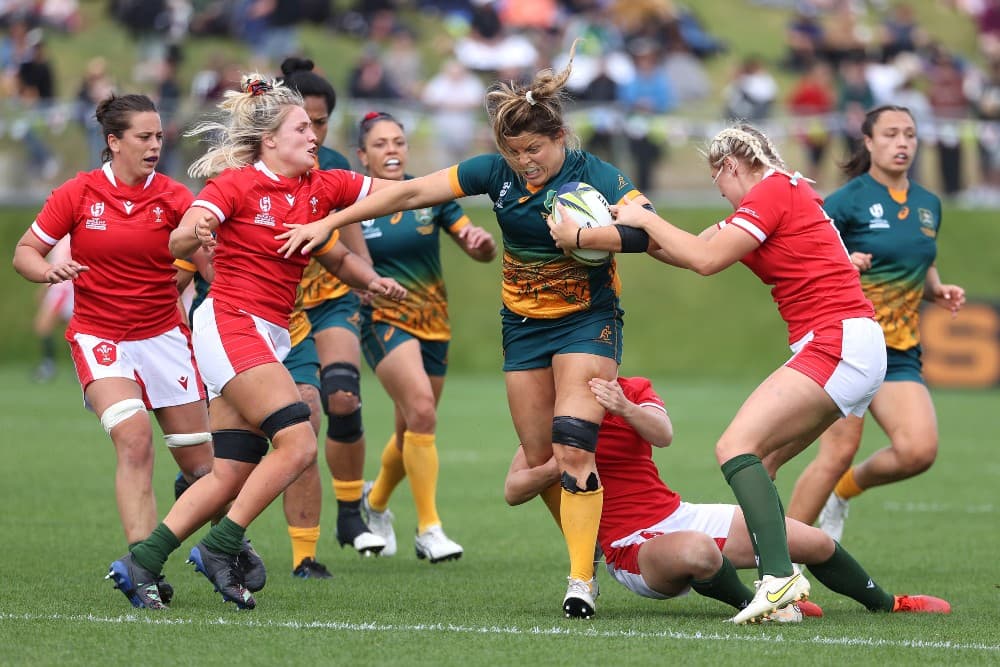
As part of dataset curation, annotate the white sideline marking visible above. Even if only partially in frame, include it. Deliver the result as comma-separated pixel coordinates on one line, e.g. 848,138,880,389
1,613,997,653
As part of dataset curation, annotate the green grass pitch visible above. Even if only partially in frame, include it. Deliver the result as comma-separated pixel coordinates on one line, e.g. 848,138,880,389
0,364,996,666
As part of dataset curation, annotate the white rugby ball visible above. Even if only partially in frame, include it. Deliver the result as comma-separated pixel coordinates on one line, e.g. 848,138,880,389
553,181,613,266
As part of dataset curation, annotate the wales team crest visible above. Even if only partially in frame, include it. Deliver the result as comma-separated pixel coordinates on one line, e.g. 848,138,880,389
415,208,433,224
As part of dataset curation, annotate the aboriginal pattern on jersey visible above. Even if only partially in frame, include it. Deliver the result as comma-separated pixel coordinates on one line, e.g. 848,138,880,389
825,173,940,350
299,146,356,308
361,190,468,341
452,151,639,319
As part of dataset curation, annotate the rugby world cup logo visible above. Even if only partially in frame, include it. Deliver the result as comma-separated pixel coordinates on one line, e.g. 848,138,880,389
260,196,271,213
91,202,105,217
869,203,883,219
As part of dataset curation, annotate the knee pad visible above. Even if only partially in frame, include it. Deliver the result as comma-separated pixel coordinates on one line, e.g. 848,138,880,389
164,432,211,448
260,401,311,440
320,362,361,407
327,408,363,443
100,398,146,435
561,471,600,493
552,416,600,453
212,429,270,464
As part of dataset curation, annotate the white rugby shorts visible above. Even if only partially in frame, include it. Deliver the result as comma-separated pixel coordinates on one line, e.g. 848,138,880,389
191,298,291,399
605,502,737,600
787,317,887,417
68,324,205,409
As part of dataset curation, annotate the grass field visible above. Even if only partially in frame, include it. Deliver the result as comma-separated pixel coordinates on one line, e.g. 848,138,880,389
0,364,997,666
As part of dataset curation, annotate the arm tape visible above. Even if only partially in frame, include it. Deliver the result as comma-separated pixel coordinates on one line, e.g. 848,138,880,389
614,224,650,253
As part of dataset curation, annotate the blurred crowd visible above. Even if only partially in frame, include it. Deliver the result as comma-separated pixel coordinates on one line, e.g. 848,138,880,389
4,0,1000,203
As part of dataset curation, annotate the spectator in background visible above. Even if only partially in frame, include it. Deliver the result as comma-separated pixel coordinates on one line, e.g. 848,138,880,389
579,55,623,164
1,17,35,97
618,38,675,192
787,60,836,178
76,56,116,168
15,32,58,181
422,59,486,167
891,53,932,182
966,56,1000,198
662,27,711,106
926,47,968,197
242,0,303,68
879,2,928,61
154,44,184,178
977,0,1000,60
382,26,424,100
837,53,875,159
348,46,402,101
783,7,824,72
723,55,777,121
453,0,538,78
822,1,868,70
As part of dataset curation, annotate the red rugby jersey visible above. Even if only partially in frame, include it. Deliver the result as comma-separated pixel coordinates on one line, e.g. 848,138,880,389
192,162,371,327
722,171,874,343
31,163,192,340
597,377,682,555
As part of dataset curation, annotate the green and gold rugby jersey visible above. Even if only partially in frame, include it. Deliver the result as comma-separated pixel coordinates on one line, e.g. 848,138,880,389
450,150,642,319
361,176,470,341
824,173,941,351
300,146,355,309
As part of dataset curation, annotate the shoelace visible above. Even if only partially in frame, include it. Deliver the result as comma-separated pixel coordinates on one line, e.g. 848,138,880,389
566,577,593,597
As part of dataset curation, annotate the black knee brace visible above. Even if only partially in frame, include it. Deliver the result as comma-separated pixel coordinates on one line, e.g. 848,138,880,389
321,362,364,442
213,429,270,464
561,471,600,493
552,416,600,453
260,401,311,440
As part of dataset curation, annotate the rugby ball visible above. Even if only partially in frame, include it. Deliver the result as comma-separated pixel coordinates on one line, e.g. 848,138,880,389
553,181,613,266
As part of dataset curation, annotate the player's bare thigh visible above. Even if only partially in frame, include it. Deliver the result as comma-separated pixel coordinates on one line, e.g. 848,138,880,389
716,365,841,464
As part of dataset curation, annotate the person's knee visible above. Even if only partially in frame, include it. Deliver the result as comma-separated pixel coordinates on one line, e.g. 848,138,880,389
895,438,938,476
403,395,437,434
684,535,723,579
321,363,364,442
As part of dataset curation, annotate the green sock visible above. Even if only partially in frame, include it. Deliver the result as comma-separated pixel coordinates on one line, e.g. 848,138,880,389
201,516,246,555
807,542,895,611
130,523,181,575
690,555,755,610
721,454,793,578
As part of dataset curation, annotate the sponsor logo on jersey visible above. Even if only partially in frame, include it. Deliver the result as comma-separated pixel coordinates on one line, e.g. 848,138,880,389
382,326,396,343
415,208,433,224
93,341,117,366
123,200,134,214
735,206,760,220
639,530,664,540
867,202,890,229
416,224,434,235
897,205,909,220
495,181,512,209
285,194,295,206
597,324,612,343
178,376,189,390
254,196,276,227
618,174,627,190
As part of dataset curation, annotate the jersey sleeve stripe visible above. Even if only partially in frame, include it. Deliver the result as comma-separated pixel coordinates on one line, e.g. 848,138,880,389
637,401,667,413
730,216,767,243
311,229,340,256
616,189,643,205
447,166,465,197
447,215,471,234
30,221,59,247
174,258,196,272
353,176,373,204
192,200,226,223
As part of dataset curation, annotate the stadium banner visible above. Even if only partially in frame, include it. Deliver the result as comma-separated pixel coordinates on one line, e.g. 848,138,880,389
921,300,1000,388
